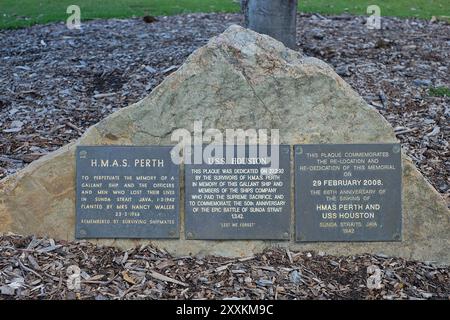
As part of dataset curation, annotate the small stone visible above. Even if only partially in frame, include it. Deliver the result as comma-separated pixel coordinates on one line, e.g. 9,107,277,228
10,120,23,128
66,291,76,300
289,270,302,284
15,66,31,71
8,277,24,289
393,65,406,71
59,89,71,96
421,292,433,299
335,65,351,77
0,286,15,296
144,66,157,73
3,128,21,133
8,108,19,116
29,146,44,152
145,83,153,91
426,126,440,137
161,65,178,74
401,45,417,51
3,120,23,133
330,260,340,267
309,28,324,40
375,38,392,49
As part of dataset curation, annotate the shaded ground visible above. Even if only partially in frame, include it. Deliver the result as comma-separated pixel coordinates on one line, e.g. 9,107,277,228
0,13,448,206
0,235,448,300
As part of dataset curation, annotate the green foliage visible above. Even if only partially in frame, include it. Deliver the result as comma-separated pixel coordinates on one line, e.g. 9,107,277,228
429,86,450,97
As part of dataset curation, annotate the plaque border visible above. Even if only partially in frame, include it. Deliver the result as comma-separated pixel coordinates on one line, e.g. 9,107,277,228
75,145,180,239
184,144,292,240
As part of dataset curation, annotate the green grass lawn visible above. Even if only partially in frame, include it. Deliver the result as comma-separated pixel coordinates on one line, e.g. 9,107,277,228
1,0,449,29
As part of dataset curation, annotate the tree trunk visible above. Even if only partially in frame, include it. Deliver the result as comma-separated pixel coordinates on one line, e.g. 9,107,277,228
242,0,298,49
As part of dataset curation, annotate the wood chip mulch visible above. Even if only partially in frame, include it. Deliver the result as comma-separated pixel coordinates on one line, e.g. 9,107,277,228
0,235,448,300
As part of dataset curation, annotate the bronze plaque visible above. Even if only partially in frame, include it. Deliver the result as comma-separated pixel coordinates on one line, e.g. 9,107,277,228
185,145,291,240
76,146,180,239
295,144,402,242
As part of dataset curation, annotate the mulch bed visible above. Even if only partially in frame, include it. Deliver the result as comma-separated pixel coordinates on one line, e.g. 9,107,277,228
0,235,448,300
0,13,448,206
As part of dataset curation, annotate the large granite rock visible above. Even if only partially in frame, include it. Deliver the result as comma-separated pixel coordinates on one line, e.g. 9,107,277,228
0,25,448,263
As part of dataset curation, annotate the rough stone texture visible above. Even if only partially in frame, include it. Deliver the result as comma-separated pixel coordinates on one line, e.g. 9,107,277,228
0,25,448,263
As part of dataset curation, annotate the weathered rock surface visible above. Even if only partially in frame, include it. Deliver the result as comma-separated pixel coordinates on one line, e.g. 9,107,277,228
0,25,448,263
